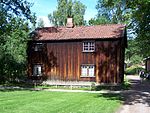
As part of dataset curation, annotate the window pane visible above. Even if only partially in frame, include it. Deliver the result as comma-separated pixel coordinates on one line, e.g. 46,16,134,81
84,42,88,46
34,46,38,51
81,66,87,76
33,67,37,75
89,66,94,76
84,47,89,50
89,47,94,51
89,45,94,48
89,42,95,51
38,66,42,75
34,43,43,51
33,65,42,76
84,45,89,48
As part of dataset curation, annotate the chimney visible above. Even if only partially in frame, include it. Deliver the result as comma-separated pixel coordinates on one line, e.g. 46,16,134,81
66,18,74,28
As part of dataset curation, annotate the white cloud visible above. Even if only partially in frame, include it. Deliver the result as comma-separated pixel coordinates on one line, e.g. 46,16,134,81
37,16,53,27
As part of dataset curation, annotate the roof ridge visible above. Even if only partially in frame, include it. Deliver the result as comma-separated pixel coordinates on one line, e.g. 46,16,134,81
36,24,126,30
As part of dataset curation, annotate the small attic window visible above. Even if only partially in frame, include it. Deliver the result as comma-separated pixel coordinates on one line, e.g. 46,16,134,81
83,42,95,52
34,43,43,51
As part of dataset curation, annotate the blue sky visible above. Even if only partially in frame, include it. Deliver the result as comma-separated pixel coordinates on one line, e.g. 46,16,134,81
29,0,97,26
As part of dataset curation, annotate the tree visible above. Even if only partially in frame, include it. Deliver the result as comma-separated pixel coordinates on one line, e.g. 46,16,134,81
89,16,111,25
125,39,142,65
0,0,35,29
96,0,132,24
0,0,35,44
48,0,86,26
37,18,45,28
0,0,35,83
133,1,150,57
0,18,30,82
95,0,150,58
89,0,131,25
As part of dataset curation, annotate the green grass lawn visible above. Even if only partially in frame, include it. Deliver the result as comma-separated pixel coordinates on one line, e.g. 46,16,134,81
0,90,122,113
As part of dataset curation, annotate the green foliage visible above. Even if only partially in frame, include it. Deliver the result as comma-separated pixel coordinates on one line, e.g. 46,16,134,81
132,0,150,57
0,0,36,29
0,91,121,113
125,65,144,75
130,55,143,65
89,16,111,25
121,75,131,90
0,17,29,83
0,0,35,83
48,0,86,26
89,0,130,25
125,39,141,63
125,39,143,65
95,0,132,24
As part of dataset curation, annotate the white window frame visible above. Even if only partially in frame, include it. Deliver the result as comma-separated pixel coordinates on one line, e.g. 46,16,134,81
83,42,95,52
33,64,42,76
34,43,43,51
81,64,95,77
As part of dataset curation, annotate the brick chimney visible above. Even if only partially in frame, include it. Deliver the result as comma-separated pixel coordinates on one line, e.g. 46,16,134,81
66,18,74,28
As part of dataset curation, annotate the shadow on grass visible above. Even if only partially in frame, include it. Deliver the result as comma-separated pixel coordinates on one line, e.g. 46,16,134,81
0,82,41,92
94,85,122,91
0,88,30,92
93,84,130,91
95,93,124,101
0,87,43,92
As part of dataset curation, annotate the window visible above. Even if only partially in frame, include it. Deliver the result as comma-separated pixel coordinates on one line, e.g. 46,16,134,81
33,65,42,76
81,65,95,77
83,42,95,52
34,43,43,51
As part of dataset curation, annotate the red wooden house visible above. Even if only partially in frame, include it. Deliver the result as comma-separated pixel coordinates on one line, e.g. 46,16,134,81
27,20,127,84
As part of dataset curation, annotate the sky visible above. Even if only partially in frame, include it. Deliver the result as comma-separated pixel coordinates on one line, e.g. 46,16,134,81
28,0,97,27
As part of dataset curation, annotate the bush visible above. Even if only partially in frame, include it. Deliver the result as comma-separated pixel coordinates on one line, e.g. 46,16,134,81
125,65,144,75
121,75,131,89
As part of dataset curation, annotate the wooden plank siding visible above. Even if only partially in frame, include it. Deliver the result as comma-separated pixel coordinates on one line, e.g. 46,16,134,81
27,39,124,84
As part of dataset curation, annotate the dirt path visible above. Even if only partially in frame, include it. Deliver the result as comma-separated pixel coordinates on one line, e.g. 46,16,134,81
117,75,150,113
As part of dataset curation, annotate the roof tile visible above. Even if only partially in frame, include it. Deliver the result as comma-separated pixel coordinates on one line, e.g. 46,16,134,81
32,24,125,41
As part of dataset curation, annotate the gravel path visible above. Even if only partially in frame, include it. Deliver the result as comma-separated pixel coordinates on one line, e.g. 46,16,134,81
117,75,150,113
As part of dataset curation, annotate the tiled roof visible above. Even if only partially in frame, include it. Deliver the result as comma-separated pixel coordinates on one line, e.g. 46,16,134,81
32,24,126,41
